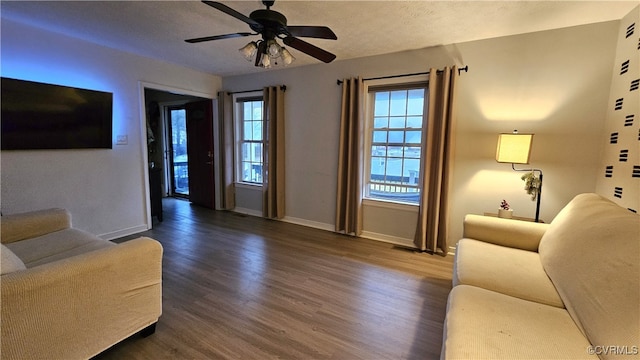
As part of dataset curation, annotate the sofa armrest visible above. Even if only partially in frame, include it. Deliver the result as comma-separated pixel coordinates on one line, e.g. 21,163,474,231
1,208,71,244
0,237,163,360
462,214,550,252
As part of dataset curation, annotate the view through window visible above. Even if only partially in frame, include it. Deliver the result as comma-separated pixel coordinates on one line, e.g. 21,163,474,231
367,86,427,204
237,98,264,184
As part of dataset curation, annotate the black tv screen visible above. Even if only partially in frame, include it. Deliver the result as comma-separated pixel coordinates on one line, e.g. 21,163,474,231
1,77,113,150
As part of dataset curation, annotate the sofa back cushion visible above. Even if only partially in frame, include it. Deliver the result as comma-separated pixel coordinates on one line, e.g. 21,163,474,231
539,193,639,357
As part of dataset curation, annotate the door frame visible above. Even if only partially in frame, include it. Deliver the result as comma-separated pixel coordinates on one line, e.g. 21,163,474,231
138,81,220,229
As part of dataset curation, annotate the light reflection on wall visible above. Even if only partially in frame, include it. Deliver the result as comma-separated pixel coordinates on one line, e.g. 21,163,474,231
472,85,567,122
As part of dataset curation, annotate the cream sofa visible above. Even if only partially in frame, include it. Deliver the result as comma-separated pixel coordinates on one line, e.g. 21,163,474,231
1,208,163,360
442,193,639,359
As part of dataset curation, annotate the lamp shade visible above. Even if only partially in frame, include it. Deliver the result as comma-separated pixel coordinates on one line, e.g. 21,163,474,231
239,41,258,62
496,133,534,164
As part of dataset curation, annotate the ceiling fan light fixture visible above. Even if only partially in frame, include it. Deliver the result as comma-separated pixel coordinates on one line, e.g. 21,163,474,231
280,47,295,66
266,39,282,58
239,41,258,61
258,52,271,68
187,1,338,67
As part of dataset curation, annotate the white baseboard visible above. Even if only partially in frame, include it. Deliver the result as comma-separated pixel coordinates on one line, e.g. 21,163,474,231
231,209,457,256
282,216,334,232
360,230,415,248
100,224,149,241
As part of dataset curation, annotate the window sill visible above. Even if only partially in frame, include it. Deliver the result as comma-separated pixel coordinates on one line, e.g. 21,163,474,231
235,182,263,190
362,198,419,212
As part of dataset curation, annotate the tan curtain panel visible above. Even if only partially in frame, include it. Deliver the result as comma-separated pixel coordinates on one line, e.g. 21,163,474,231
262,86,286,219
217,91,235,210
335,77,364,236
413,66,459,254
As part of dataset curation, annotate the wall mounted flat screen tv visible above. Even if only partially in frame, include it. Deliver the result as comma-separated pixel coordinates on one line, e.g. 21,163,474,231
1,77,113,150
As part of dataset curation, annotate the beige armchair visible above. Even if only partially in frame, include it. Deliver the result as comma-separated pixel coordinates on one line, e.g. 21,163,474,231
1,208,163,359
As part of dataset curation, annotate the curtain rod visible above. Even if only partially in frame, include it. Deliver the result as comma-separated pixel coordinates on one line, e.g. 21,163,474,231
336,65,468,85
227,85,287,95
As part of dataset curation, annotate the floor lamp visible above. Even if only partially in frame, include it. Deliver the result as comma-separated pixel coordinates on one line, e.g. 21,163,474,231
496,131,543,222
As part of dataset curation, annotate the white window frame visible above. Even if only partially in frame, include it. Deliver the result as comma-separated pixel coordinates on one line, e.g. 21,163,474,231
233,91,264,186
363,75,429,207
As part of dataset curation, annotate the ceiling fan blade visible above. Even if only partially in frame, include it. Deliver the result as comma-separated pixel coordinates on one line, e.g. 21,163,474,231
283,36,336,63
286,26,337,40
202,1,262,30
185,32,253,43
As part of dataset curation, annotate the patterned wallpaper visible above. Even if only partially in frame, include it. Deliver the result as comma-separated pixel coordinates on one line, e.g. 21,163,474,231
597,6,640,213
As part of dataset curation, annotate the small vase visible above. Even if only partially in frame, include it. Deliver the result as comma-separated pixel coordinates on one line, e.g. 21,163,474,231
498,209,513,219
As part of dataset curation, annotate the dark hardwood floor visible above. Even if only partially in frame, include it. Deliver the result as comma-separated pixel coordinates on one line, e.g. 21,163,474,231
96,198,454,359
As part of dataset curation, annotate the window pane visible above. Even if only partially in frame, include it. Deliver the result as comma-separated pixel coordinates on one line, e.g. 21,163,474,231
251,143,262,161
374,117,388,129
374,92,389,116
252,121,262,141
407,116,422,128
243,122,252,141
407,89,424,115
371,157,385,178
244,102,252,118
390,91,407,116
242,143,250,161
371,145,387,156
242,162,252,182
389,117,405,128
406,131,421,144
388,131,404,143
404,146,421,158
386,158,402,178
252,102,262,120
388,146,403,158
373,131,387,143
404,159,420,184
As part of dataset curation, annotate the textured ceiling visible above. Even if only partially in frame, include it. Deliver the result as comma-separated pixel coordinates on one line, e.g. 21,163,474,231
1,1,638,77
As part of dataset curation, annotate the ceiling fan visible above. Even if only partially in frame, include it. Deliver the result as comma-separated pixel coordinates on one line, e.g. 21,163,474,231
185,0,337,67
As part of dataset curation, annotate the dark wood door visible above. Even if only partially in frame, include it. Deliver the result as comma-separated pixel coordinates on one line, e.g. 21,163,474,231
186,100,215,209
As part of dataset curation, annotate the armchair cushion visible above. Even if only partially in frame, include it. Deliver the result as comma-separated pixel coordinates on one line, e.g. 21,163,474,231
1,244,26,275
6,228,114,268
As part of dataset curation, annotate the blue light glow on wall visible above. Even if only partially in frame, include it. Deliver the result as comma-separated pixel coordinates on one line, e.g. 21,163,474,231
1,21,126,147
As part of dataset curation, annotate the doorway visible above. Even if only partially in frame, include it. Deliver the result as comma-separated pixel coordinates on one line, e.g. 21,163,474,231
144,87,217,211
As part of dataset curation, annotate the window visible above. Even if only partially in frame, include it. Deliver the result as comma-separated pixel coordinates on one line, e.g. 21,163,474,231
236,96,264,184
365,84,427,204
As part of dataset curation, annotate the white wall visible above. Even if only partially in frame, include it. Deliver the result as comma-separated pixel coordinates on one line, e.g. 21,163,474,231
0,19,221,239
223,20,619,247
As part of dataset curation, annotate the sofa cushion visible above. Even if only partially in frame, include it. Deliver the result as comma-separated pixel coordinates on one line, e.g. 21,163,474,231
539,193,639,359
1,244,26,275
442,285,597,360
454,238,564,307
5,228,114,268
